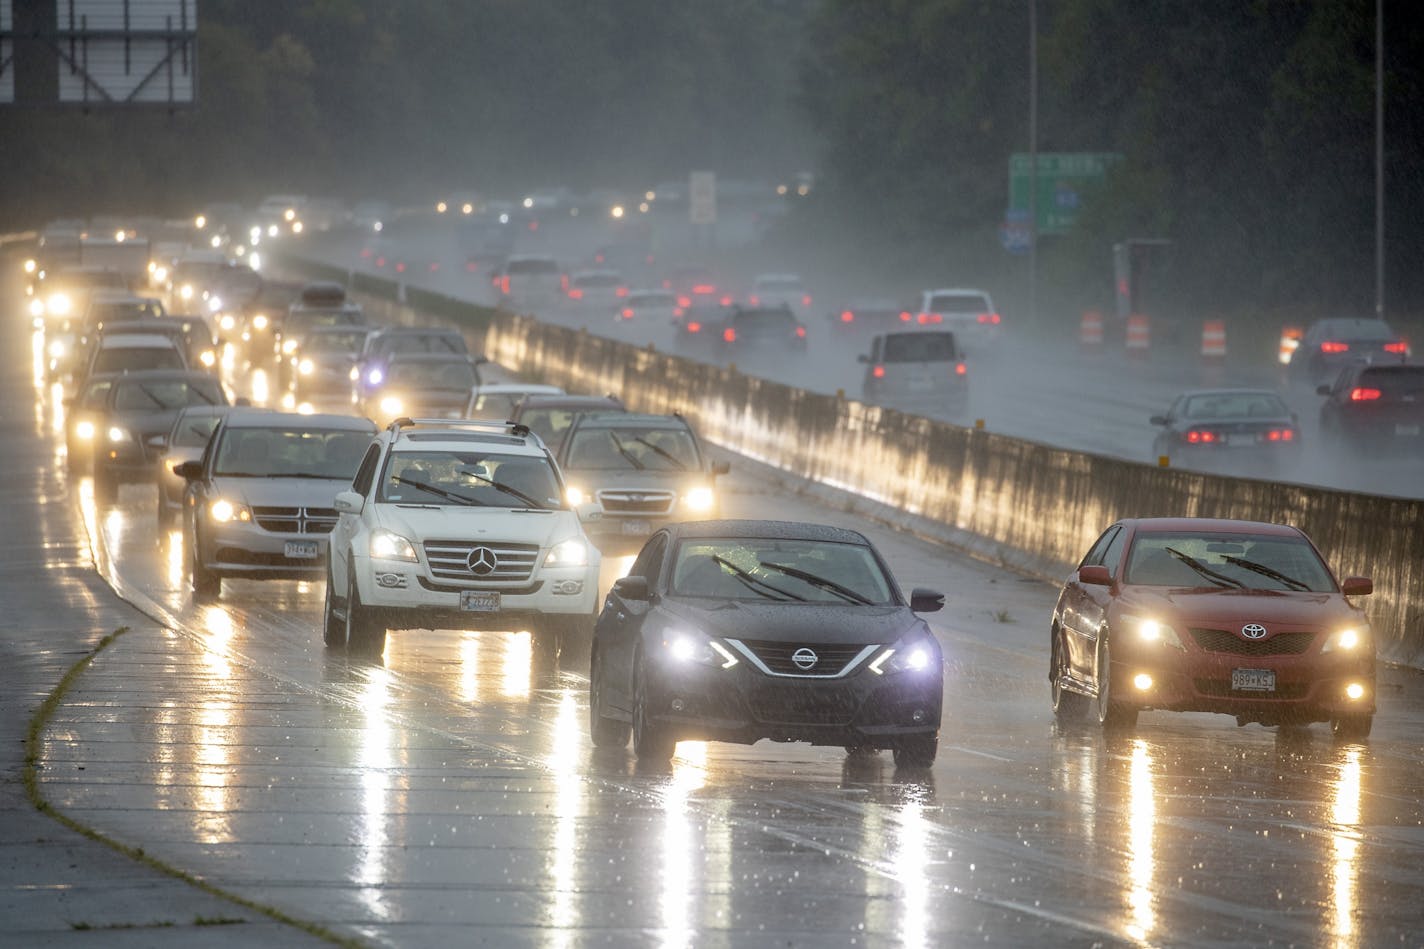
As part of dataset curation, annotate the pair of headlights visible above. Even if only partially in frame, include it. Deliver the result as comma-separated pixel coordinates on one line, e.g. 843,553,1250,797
1125,615,1367,653
663,630,938,676
564,485,715,512
73,421,131,444
368,528,590,567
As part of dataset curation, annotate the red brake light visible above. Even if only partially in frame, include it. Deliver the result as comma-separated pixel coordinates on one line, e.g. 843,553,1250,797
359,248,372,259
955,362,967,375
795,326,806,338
1266,428,1295,441
918,312,942,324
840,310,855,323
395,262,407,273
692,284,715,295
720,294,733,306
616,286,629,297
568,288,584,300
621,307,634,320
899,311,912,322
802,294,812,306
749,295,760,306
872,365,885,378
977,312,1001,324
723,327,736,343
595,253,605,264
428,262,439,273
465,261,477,272
1350,387,1382,401
677,295,691,308
1185,430,1218,444
1320,341,1349,354
375,256,386,267
686,321,701,333
500,276,510,295
1384,341,1409,354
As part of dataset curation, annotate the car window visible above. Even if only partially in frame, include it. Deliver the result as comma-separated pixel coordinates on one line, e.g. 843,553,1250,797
628,534,668,588
93,347,186,374
881,333,957,362
378,449,562,509
353,443,383,494
214,427,373,478
1080,526,1120,568
507,258,560,276
564,426,699,470
303,331,368,354
80,379,114,410
113,378,221,411
1360,366,1424,392
172,413,222,447
670,538,893,604
1100,528,1127,574
1181,393,1288,419
927,292,991,313
386,360,478,389
1123,530,1333,591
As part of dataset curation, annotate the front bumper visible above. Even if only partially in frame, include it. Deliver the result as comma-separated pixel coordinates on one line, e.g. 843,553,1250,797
353,553,599,628
198,521,330,580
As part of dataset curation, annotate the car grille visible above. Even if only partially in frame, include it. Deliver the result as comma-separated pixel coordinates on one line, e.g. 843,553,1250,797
745,681,857,725
733,639,872,677
1189,628,1315,656
597,489,675,514
252,506,339,534
1194,679,1309,700
423,540,540,582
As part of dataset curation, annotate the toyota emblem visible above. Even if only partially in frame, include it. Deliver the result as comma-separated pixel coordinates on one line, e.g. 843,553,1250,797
1241,623,1268,640
467,546,499,577
791,647,819,670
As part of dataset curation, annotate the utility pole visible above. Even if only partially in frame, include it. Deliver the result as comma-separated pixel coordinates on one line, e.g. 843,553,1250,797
1028,0,1038,326
1375,0,1385,319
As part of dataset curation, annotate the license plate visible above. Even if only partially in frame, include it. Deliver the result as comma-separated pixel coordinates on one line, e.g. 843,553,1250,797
460,591,500,612
1395,424,1420,436
284,540,319,560
908,377,933,392
620,519,652,536
1231,668,1276,692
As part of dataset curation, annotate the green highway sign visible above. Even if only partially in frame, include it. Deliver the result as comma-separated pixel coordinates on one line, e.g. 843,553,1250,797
1008,152,1122,235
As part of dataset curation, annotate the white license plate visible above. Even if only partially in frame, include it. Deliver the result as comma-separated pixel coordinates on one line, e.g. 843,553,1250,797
907,377,934,392
284,540,319,560
1231,668,1276,692
620,519,652,536
460,591,500,612
1395,424,1420,436
1228,434,1258,447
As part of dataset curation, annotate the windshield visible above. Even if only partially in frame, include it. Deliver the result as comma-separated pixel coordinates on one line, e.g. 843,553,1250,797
91,301,164,322
172,413,223,447
378,449,561,509
882,333,958,362
371,333,467,357
574,273,623,288
302,331,369,354
507,258,560,275
671,538,893,604
385,360,477,390
288,308,363,331
1180,392,1289,419
563,426,699,470
1123,531,1334,591
214,427,372,478
94,347,186,374
113,379,222,411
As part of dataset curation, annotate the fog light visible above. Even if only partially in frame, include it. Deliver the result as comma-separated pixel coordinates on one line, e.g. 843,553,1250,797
551,579,583,595
670,698,685,712
911,709,926,723
1345,682,1365,701
1133,673,1154,691
375,573,407,589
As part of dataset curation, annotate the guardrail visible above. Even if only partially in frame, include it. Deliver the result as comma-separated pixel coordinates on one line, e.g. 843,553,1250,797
276,254,1424,667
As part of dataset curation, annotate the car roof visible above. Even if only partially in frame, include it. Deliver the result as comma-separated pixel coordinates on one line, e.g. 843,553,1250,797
924,287,993,296
218,408,375,431
663,519,871,545
472,383,564,394
1118,517,1304,538
1171,387,1285,398
368,325,462,337
96,333,181,347
515,395,623,410
387,428,546,456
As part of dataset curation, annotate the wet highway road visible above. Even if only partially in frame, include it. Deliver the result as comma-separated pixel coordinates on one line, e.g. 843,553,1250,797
12,278,1424,945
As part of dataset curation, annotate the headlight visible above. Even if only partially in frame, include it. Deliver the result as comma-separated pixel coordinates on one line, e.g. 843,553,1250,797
23,258,36,274
565,485,588,505
47,292,71,316
1123,614,1185,650
282,338,299,354
252,313,269,331
378,395,404,416
180,284,194,300
75,420,96,440
28,298,45,318
869,635,940,675
219,313,236,331
199,349,218,368
370,528,417,562
664,629,738,669
107,425,132,443
545,538,589,566
47,339,69,358
683,485,715,512
298,358,315,375
367,368,384,386
207,296,224,313
1322,627,1369,653
209,498,252,523
152,265,169,283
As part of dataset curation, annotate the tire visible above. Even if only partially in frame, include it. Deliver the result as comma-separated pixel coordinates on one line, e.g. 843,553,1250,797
588,650,631,748
1331,714,1373,741
892,734,938,768
1051,629,1089,722
1094,639,1137,731
345,574,386,653
532,620,563,663
191,531,221,599
631,655,676,761
321,568,347,647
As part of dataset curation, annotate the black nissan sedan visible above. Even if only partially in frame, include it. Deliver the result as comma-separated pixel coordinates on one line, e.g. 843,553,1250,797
589,520,945,767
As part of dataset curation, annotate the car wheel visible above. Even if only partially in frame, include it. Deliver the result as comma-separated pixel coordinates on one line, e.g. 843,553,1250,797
632,654,676,761
588,649,632,748
532,620,562,663
345,573,386,654
1051,629,1089,722
1094,639,1137,730
321,568,347,647
892,734,938,768
1331,714,1373,741
190,532,221,599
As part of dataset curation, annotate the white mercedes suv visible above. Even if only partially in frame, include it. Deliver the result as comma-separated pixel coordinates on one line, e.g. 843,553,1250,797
324,418,603,655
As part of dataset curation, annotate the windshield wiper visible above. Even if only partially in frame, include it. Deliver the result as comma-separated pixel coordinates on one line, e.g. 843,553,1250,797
269,471,346,480
136,384,177,409
607,432,645,470
457,469,550,510
1165,546,1245,589
631,436,686,470
1220,555,1312,592
391,475,486,506
757,560,872,604
711,555,805,601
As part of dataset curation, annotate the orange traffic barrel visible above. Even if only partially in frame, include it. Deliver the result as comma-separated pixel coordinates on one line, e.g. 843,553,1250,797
1125,314,1150,357
1278,325,1303,366
1201,319,1227,361
1079,310,1104,347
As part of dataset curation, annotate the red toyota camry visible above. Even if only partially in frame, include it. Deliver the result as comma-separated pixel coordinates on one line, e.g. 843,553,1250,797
1049,517,1376,738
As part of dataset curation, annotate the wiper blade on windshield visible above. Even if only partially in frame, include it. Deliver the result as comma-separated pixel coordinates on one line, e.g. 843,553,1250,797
136,384,177,409
711,555,805,602
757,560,872,604
391,474,487,506
631,436,686,470
270,471,346,480
1220,555,1312,592
608,432,645,470
458,469,550,510
1165,546,1245,589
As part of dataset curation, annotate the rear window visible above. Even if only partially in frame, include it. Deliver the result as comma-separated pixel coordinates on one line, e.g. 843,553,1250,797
1360,366,1424,392
882,333,958,362
756,276,803,292
215,426,373,478
630,291,676,306
733,308,795,328
1319,320,1396,341
507,258,560,276
172,413,223,447
574,272,623,288
373,332,467,357
927,293,991,313
1180,392,1288,419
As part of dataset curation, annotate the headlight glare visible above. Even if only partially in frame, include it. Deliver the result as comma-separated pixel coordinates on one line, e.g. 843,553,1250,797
209,499,251,523
369,528,417,562
107,425,131,443
75,420,96,440
199,349,217,368
298,358,315,375
47,293,71,315
1323,627,1368,653
282,338,299,354
1125,614,1185,650
869,635,940,675
683,485,715,512
545,538,589,566
378,395,403,416
252,313,269,330
664,630,737,669
565,485,587,506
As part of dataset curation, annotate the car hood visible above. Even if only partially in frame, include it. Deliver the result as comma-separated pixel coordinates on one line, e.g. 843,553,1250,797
563,467,707,491
376,505,581,550
1118,587,1359,632
210,476,352,507
662,599,924,646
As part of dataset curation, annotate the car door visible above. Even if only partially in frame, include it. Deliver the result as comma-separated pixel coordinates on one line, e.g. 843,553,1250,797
330,442,382,593
598,531,668,715
1060,525,1123,676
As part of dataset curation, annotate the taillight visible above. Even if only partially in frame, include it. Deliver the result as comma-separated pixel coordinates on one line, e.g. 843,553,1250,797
500,276,510,295
977,312,1001,324
1266,428,1295,441
872,365,885,378
723,327,736,343
686,321,701,333
395,261,406,273
801,294,812,306
692,284,715,295
720,294,733,306
677,295,691,308
375,256,386,267
616,286,629,297
840,310,855,323
899,311,912,322
465,261,478,272
673,307,684,318
568,288,584,300
748,295,760,306
560,275,569,291
1185,430,1218,444
595,253,605,263
955,362,967,375
621,307,634,320
1384,340,1409,354
1320,341,1349,354
359,248,372,259
428,262,440,273
795,326,806,338
918,312,942,324
1350,387,1382,401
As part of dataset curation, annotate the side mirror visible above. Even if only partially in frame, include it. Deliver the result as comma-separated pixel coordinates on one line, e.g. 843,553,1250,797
909,587,944,613
174,460,204,481
710,460,730,477
1078,565,1113,586
612,575,650,601
1341,576,1373,596
1149,415,1168,426
333,489,364,514
145,434,168,451
1315,384,1331,396
575,500,603,522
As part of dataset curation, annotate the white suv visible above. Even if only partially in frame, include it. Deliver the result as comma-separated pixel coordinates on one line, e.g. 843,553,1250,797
324,418,603,655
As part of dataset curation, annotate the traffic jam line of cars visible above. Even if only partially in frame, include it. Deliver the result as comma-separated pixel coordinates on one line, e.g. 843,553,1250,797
22,221,1391,775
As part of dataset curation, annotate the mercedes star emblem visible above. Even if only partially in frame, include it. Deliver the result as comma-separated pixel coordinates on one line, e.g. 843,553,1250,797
792,647,819,670
1241,623,1268,640
467,546,498,577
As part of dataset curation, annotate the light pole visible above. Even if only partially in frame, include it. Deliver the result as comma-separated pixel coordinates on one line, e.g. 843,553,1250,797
1028,0,1038,326
1374,0,1385,319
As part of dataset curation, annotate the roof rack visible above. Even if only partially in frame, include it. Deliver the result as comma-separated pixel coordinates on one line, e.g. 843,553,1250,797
388,417,533,438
